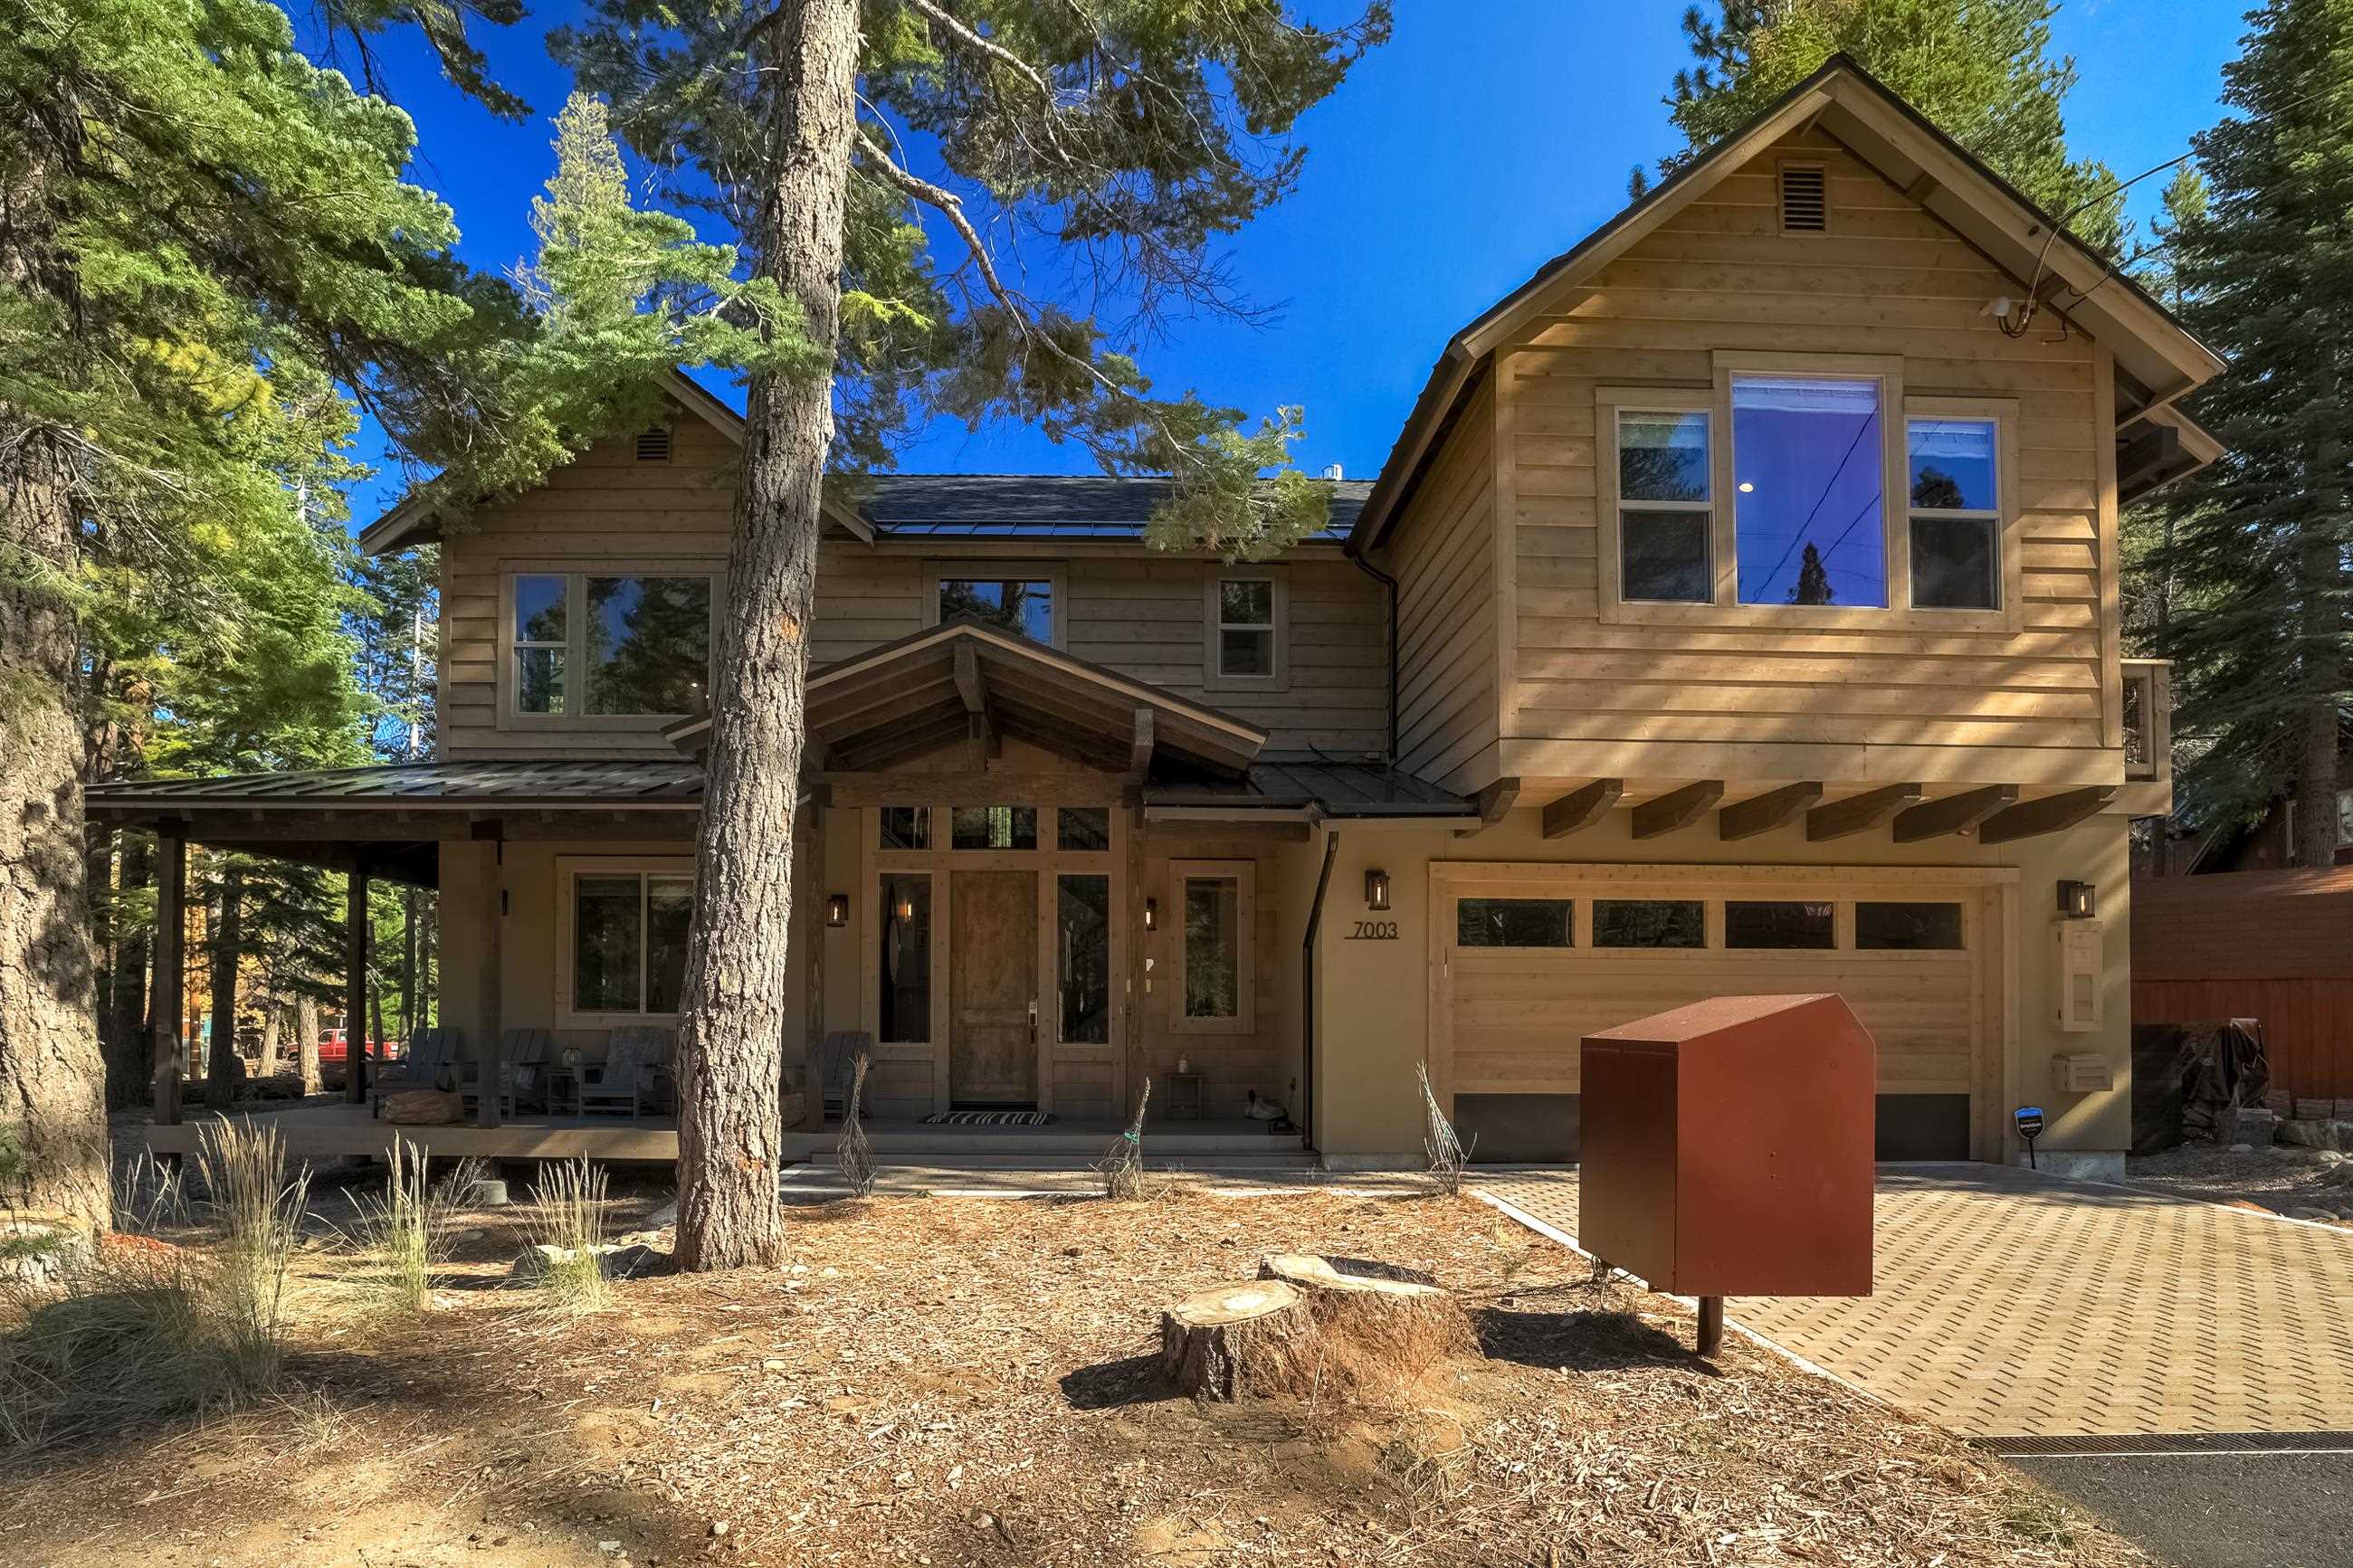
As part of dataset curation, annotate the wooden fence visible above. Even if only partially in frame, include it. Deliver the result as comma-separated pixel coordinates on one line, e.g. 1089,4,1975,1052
2132,978,2353,1100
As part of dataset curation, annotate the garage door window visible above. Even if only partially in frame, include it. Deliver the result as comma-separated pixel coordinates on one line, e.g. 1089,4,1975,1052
1856,901,1964,950
1457,898,1572,947
1725,899,1834,949
1593,898,1704,949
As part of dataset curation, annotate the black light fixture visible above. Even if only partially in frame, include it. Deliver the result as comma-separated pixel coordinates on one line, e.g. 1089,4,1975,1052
2057,880,2096,919
825,893,850,928
1365,868,1392,912
1143,897,1158,932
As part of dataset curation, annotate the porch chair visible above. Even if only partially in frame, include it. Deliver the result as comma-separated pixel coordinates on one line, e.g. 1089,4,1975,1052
457,1027,557,1119
579,1026,675,1121
370,1027,461,1118
816,1030,874,1126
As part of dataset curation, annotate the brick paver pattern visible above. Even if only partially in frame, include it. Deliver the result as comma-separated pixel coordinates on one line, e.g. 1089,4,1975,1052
1478,1163,2353,1438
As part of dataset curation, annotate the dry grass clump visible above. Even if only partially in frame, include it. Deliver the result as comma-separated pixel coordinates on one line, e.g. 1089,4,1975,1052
835,1054,876,1198
1098,1077,1151,1200
345,1139,484,1314
1418,1062,1472,1194
0,1119,307,1456
525,1158,613,1311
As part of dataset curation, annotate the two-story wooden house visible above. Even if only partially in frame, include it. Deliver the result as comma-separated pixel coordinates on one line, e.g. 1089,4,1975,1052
100,60,2220,1177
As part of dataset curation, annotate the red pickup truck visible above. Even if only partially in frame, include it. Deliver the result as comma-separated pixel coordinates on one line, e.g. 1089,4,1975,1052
316,1029,396,1088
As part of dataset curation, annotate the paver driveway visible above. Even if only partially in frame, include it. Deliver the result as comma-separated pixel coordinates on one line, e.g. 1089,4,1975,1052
1479,1163,2353,1439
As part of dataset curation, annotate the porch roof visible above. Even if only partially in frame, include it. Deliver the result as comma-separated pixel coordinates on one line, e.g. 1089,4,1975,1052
669,617,1270,778
1143,762,1475,822
84,760,708,889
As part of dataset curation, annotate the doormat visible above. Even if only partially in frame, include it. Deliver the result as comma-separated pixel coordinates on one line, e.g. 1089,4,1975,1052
920,1110,1057,1127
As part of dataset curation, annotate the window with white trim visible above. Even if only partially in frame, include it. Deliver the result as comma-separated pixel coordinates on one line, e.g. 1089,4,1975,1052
1906,416,2002,609
1730,375,1887,607
1215,577,1276,676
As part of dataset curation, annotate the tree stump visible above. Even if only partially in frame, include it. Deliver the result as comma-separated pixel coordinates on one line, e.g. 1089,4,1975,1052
1255,1254,1475,1368
1158,1280,1314,1400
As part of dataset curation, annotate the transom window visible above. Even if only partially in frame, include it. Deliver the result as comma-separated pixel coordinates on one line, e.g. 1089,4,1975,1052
569,868,693,1017
510,573,712,717
939,577,1053,643
1731,376,1886,607
1907,417,2001,609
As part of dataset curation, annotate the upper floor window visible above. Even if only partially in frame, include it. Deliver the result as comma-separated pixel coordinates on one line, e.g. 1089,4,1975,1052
1908,416,2001,610
1616,409,1712,603
939,576,1053,643
511,573,713,717
1204,570,1288,691
1731,375,1886,607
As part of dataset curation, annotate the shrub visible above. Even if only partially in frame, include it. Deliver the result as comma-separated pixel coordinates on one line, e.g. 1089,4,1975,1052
1098,1078,1151,1201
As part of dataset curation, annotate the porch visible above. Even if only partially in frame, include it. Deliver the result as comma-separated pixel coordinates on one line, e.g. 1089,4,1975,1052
128,1099,1306,1164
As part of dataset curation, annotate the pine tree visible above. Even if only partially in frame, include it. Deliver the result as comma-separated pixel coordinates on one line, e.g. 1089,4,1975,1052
548,1,1390,1268
1789,541,1835,605
2139,0,2353,864
1664,0,2128,253
0,0,529,1224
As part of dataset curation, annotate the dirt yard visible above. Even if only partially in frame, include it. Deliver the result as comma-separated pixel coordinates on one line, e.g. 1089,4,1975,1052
2129,1140,2353,1224
2,1180,2144,1568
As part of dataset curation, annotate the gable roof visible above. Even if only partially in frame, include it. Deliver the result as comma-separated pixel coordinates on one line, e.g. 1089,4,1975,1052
1348,53,2227,553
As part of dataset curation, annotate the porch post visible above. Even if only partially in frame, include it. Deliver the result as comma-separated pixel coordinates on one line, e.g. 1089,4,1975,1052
149,827,186,1126
475,836,503,1127
345,858,370,1105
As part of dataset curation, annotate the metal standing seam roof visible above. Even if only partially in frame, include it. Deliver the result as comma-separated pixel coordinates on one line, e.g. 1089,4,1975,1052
84,759,707,810
1143,761,1475,818
849,474,1368,540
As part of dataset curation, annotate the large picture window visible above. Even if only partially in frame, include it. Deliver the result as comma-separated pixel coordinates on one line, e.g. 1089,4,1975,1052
566,864,693,1019
510,572,713,717
1731,375,1886,607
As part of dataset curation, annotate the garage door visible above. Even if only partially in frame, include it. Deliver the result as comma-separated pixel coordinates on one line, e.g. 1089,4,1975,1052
1430,865,2012,1162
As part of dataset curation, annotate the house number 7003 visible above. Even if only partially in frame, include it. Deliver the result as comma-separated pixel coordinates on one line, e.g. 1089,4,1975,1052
1347,920,1399,941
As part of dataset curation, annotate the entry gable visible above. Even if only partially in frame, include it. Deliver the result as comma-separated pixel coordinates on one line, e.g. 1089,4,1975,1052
676,618,1268,779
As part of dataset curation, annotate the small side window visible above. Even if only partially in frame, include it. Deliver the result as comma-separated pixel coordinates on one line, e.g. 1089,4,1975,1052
1593,899,1704,949
1215,578,1277,677
1616,411,1712,603
1724,900,1834,949
1856,901,1965,950
1907,417,2001,610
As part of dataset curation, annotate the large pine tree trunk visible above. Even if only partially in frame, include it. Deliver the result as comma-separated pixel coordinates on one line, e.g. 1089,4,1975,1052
205,860,243,1110
0,380,109,1226
672,0,860,1272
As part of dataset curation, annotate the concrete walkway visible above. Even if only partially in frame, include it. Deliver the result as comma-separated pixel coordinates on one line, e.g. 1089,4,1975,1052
1478,1163,2353,1439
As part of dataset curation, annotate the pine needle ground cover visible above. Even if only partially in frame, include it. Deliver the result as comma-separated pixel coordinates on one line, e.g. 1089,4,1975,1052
0,1183,2140,1568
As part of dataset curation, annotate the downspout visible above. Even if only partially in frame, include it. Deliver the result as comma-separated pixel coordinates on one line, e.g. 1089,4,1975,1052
1300,828,1340,1150
1349,551,1400,763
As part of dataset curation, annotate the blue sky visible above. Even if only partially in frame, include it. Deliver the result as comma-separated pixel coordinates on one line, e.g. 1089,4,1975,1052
327,0,2256,528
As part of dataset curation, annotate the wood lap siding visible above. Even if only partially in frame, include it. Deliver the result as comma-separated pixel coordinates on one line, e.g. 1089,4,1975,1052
440,421,737,760
1388,378,1500,785
1500,131,2110,774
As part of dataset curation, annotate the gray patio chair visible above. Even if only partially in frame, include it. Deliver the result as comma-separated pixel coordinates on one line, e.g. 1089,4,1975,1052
370,1027,460,1118
579,1026,674,1121
816,1030,873,1125
457,1027,556,1118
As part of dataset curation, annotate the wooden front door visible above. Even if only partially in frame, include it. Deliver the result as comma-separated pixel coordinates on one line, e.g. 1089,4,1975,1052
950,870,1039,1104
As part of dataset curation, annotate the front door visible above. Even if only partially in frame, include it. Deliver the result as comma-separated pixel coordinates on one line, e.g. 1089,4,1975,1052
950,870,1039,1104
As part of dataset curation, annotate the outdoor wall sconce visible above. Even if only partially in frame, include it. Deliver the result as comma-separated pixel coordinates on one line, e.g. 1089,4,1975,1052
1365,868,1392,911
1144,898,1158,932
2057,880,2097,919
825,893,850,928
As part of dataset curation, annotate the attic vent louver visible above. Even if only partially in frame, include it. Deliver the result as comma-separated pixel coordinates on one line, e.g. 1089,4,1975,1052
635,426,672,462
1779,165,1827,233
